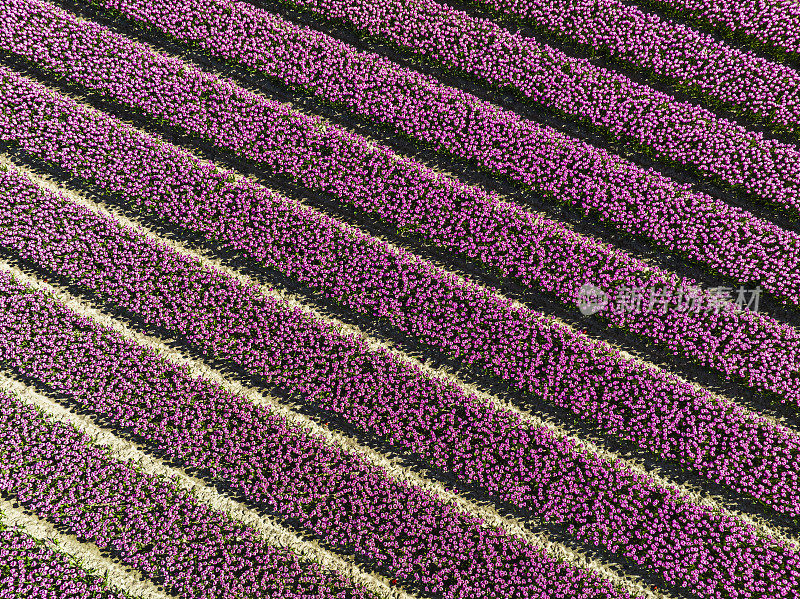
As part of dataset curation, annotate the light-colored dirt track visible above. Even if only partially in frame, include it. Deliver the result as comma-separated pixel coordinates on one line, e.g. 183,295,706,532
0,496,175,599
0,372,417,599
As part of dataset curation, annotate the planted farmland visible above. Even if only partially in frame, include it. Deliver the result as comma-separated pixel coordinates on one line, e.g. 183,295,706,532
0,0,797,597
462,0,800,138
0,526,136,599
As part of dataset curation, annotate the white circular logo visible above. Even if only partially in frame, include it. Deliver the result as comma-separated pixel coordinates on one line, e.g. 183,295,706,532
576,283,608,316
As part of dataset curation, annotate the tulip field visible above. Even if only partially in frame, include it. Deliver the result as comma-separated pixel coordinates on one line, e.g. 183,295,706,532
0,0,799,597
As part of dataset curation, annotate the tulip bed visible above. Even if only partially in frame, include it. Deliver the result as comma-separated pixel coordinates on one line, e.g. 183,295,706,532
468,0,800,137
240,0,800,214
7,0,800,301
0,248,797,599
641,0,800,63
0,273,637,599
0,0,798,596
0,391,394,599
2,4,800,413
4,73,800,523
0,527,132,598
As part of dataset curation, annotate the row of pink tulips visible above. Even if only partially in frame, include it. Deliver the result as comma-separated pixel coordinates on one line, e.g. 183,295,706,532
0,270,632,599
642,0,800,63
0,527,130,599
470,0,800,136
0,387,380,599
4,68,800,520
250,0,800,214
3,0,800,410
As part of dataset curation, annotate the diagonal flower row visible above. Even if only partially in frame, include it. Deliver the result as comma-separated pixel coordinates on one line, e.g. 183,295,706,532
0,273,632,599
1,68,799,520
0,389,383,599
237,0,800,215
0,526,132,599
5,151,800,599
471,0,800,137
5,0,800,309
2,1,800,412
0,231,797,599
641,0,800,63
